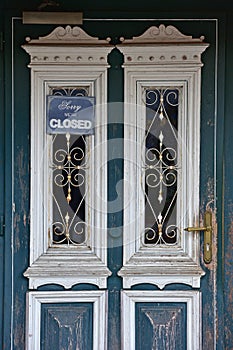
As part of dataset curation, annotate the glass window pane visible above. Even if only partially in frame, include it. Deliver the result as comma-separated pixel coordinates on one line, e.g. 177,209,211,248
144,88,180,246
49,87,90,246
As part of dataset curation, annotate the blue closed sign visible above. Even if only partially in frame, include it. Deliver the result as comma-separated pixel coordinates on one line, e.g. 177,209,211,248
46,95,95,135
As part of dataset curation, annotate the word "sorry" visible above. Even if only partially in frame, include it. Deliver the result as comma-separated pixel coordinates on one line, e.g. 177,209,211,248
58,100,82,113
49,118,92,129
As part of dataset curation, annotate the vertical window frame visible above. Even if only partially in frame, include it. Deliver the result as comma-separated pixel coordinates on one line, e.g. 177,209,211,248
22,26,113,289
117,25,209,289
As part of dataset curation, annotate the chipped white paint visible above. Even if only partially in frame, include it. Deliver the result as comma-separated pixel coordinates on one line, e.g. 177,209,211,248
25,25,111,44
26,290,107,350
118,24,207,66
118,25,209,288
22,26,113,289
121,290,202,350
120,24,205,43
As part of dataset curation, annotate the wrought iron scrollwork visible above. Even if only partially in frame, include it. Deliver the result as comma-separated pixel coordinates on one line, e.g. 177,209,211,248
49,87,90,245
143,88,180,246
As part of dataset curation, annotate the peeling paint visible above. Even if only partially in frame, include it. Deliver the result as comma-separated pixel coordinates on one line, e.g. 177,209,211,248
200,176,217,270
23,213,27,227
13,213,21,252
15,147,29,207
13,294,25,348
223,200,233,348
200,175,218,349
12,144,30,349
108,290,121,350
205,207,217,271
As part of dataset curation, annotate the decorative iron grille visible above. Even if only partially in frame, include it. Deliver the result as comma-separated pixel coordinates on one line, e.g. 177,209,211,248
143,88,180,246
49,87,90,246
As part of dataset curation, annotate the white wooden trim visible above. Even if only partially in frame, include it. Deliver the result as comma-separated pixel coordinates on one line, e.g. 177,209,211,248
121,290,201,350
22,28,113,289
26,290,108,350
118,26,209,288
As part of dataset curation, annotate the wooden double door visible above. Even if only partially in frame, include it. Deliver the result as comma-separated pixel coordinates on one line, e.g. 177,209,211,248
1,14,222,350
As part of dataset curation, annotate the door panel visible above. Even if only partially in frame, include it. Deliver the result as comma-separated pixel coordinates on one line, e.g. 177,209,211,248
122,290,201,350
135,302,187,350
27,291,107,350
6,16,217,349
41,303,93,349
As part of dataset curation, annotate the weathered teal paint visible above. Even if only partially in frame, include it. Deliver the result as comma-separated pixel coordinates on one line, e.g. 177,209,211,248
135,302,187,349
0,13,4,348
0,1,233,349
9,18,30,349
41,303,93,349
107,47,124,350
222,12,233,349
199,19,219,350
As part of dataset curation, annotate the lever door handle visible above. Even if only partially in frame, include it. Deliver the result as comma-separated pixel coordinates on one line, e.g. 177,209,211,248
184,211,212,264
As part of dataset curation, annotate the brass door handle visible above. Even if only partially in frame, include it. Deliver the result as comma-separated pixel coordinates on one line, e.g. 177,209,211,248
184,211,212,264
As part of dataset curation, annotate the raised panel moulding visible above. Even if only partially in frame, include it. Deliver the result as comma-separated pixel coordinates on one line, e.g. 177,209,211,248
26,291,107,350
121,290,201,350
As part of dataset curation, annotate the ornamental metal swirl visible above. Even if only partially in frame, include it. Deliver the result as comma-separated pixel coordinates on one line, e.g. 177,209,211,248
143,88,180,246
49,87,90,245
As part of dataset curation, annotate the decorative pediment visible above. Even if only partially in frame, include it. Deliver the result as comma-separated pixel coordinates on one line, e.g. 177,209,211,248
22,25,113,65
120,24,205,44
117,24,209,65
25,25,111,45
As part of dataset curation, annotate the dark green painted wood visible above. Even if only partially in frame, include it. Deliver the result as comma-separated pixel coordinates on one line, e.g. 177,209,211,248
135,302,187,350
1,0,233,12
222,13,233,349
0,10,4,349
10,18,30,350
198,19,218,350
2,18,60,349
2,12,14,350
107,47,124,350
41,303,93,350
